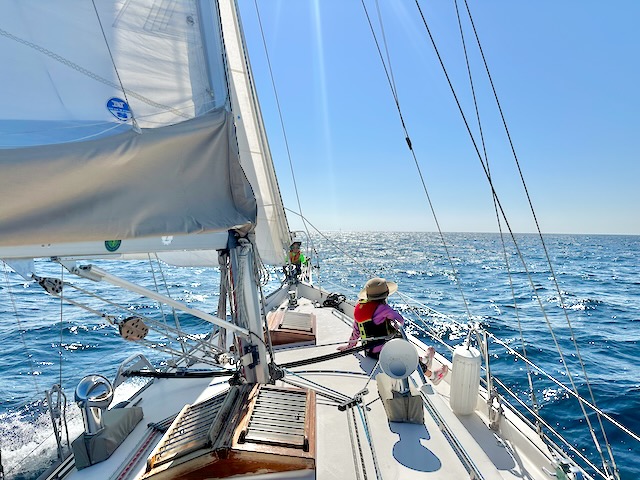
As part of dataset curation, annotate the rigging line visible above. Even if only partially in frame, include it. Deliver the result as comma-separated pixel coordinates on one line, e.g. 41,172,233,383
254,244,271,287
288,229,320,285
123,369,233,379
251,0,312,244
1,263,41,394
284,208,377,280
253,245,276,364
490,375,610,480
412,0,615,470
469,214,611,467
359,0,403,130
411,0,519,246
278,218,462,347
395,291,460,323
285,211,460,354
459,0,554,249
3,402,84,476
495,230,542,417
277,339,358,349
357,404,383,480
461,0,604,421
63,283,223,357
373,0,399,98
148,254,184,357
279,344,368,369
494,225,544,421
410,0,522,247
58,264,64,389
346,407,364,480
284,369,371,378
361,358,381,393
451,0,542,422
403,317,455,355
279,378,344,405
281,371,350,404
487,331,640,445
58,297,214,362
360,0,476,325
350,407,368,480
6,409,85,478
460,1,618,472
286,209,424,305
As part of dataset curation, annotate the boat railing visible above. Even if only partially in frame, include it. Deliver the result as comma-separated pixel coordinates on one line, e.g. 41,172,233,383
484,331,638,444
377,289,632,480
43,385,70,463
485,372,608,479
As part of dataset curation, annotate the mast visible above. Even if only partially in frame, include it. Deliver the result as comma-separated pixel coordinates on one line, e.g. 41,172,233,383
228,233,270,383
214,0,290,382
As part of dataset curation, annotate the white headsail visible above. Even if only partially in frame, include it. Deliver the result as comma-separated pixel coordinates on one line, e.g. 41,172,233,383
218,0,292,266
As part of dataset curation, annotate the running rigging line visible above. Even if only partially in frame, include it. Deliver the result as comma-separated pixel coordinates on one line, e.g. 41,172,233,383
57,264,64,391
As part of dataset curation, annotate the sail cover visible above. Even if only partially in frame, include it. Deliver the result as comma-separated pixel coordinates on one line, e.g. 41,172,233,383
0,111,256,246
0,1,288,264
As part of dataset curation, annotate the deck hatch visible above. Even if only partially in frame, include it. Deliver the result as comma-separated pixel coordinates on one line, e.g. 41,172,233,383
147,392,227,469
280,311,313,332
241,386,308,449
267,308,316,346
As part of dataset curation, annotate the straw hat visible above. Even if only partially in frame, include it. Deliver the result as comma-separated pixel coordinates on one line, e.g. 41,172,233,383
358,277,398,301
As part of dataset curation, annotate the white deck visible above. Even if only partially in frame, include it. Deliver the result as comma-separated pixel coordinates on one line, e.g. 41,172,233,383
275,292,557,480
61,285,567,480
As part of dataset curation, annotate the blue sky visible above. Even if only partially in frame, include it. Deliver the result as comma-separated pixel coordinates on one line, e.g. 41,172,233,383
238,1,640,235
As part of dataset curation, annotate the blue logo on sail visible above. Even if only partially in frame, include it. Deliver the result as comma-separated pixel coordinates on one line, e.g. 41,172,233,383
106,98,132,122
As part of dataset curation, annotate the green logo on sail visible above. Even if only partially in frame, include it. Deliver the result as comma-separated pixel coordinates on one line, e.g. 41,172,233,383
104,240,122,252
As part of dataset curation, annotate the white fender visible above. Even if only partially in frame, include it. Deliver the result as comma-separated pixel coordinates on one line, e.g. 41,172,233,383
449,345,481,415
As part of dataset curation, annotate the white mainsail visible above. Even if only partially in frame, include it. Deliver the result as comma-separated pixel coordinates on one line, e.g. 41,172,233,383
0,0,289,266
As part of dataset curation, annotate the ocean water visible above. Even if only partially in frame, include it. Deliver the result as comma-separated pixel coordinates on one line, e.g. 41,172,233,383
0,232,638,479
